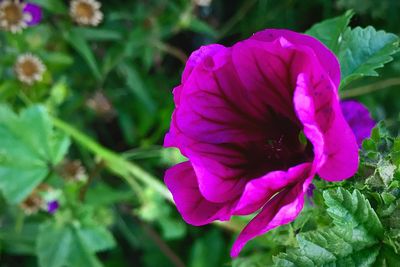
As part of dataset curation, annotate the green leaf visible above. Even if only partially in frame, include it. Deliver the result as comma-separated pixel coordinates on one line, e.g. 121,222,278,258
374,245,400,266
189,230,225,267
232,253,272,267
29,0,67,14
36,222,73,267
323,188,384,237
306,10,354,54
0,105,70,203
188,18,218,37
71,28,123,41
338,26,399,88
37,222,113,267
63,29,102,80
0,222,40,255
275,244,380,267
85,183,133,206
78,226,116,253
274,189,385,266
118,63,156,112
377,160,396,186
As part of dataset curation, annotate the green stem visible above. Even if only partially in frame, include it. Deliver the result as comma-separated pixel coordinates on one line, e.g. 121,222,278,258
52,116,242,233
51,117,172,202
341,77,400,98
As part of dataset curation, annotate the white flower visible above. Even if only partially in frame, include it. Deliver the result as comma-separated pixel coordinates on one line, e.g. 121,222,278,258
194,0,212,7
0,0,30,33
70,0,103,27
15,53,46,85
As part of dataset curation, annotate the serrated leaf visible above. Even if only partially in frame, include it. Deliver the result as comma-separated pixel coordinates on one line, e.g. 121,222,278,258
274,230,380,267
0,105,70,203
323,188,383,237
338,26,399,88
377,160,396,186
306,10,354,54
274,189,385,266
36,222,111,267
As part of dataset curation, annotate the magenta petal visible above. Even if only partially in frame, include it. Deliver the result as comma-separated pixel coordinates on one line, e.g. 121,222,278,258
230,176,313,257
251,29,340,89
24,3,42,26
340,100,375,146
234,163,313,215
182,44,226,83
294,73,359,181
232,39,300,122
188,143,250,202
164,162,233,226
176,49,267,144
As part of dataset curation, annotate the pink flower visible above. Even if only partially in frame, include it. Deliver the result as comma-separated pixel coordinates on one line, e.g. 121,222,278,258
164,29,362,257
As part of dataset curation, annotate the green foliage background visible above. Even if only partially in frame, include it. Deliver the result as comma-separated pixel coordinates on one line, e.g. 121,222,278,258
1,0,400,266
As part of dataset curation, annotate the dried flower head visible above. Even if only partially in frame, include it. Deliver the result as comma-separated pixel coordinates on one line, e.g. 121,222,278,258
20,190,43,215
15,53,46,85
86,91,115,120
59,159,87,182
20,184,51,215
0,0,29,33
70,0,103,26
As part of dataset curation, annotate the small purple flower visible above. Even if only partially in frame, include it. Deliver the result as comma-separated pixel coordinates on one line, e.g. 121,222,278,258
164,29,361,257
47,200,59,214
306,183,316,206
306,183,316,198
340,100,375,146
23,3,42,26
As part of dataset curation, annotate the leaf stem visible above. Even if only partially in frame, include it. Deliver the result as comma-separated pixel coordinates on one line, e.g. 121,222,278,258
51,117,246,233
51,116,173,202
341,77,400,98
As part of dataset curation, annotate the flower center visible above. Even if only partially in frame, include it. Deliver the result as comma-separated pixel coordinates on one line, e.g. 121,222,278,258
243,115,313,179
19,60,38,77
3,3,23,24
75,2,94,19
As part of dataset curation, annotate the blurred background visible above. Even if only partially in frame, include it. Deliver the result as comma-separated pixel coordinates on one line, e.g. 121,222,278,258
1,0,400,266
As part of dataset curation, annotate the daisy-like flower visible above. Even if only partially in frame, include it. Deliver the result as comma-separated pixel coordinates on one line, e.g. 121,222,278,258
14,53,46,85
69,0,103,27
0,1,41,33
